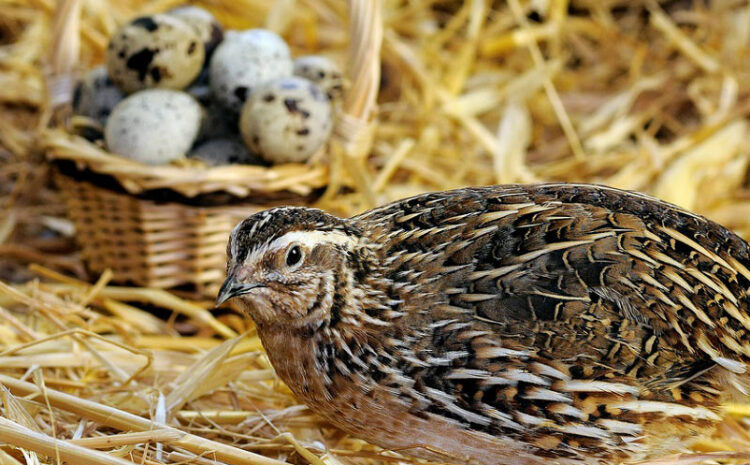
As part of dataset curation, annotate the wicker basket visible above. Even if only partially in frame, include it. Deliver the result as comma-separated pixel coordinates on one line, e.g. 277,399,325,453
44,0,382,294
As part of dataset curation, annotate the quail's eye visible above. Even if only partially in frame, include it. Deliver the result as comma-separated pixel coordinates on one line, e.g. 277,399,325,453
285,245,303,267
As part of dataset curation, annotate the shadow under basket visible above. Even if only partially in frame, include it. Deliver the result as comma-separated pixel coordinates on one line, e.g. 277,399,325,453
54,168,294,295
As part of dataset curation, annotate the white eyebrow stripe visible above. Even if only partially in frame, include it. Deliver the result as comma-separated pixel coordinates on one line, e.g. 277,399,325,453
268,230,357,252
245,230,357,264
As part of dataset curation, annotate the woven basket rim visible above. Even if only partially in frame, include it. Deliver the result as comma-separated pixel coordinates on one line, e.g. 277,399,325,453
52,158,321,207
44,130,330,198
46,0,382,199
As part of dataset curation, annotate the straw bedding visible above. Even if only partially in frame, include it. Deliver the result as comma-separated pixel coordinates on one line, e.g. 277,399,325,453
3,0,750,464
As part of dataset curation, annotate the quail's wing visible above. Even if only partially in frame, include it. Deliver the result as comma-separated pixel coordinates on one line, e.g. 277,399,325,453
356,184,750,460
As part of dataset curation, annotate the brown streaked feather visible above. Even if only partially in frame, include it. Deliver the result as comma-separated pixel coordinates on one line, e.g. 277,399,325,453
349,184,750,462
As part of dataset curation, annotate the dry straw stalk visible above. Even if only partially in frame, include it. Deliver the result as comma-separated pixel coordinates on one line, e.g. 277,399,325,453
0,375,288,465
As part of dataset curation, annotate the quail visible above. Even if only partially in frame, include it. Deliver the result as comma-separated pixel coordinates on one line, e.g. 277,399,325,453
217,183,750,465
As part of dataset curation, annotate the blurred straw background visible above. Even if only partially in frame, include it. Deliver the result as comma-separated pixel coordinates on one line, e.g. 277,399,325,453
3,0,750,464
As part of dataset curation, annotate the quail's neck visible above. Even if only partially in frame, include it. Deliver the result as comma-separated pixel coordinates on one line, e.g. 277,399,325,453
257,246,404,403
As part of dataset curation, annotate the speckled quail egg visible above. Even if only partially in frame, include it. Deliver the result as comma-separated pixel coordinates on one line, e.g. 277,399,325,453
106,14,204,93
105,89,203,165
72,66,126,124
239,76,332,164
189,137,263,166
209,29,292,112
168,6,223,59
293,56,343,101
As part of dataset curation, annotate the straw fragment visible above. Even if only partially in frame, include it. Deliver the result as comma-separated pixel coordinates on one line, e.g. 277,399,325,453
494,100,535,184
165,336,244,414
506,0,586,161
0,374,290,465
0,417,136,465
69,430,184,449
653,120,747,210
648,5,720,74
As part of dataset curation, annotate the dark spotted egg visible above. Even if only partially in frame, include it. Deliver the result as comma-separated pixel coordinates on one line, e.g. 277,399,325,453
209,29,292,113
293,56,343,101
106,14,204,93
167,6,223,60
239,76,332,164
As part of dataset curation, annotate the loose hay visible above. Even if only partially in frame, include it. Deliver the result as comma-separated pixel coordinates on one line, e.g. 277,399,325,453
3,0,750,464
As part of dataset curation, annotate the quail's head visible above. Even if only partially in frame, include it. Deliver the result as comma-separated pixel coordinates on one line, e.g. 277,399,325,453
216,207,363,331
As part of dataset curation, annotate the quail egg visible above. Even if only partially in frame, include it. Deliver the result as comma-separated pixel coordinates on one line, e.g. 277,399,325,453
106,14,204,93
239,76,332,164
293,56,343,101
209,29,292,112
168,6,223,59
105,89,203,165
72,66,126,124
189,137,263,166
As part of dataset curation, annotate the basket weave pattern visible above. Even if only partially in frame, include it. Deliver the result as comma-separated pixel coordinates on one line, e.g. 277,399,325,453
56,172,268,292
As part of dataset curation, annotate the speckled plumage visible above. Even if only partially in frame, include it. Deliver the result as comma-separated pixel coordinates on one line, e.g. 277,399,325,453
219,184,750,465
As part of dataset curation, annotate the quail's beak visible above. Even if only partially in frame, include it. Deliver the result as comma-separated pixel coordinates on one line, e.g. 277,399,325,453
216,276,265,306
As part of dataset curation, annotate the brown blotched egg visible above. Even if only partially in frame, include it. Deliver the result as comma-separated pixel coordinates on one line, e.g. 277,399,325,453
209,29,292,112
168,6,223,59
239,76,332,164
106,14,204,93
293,55,344,101
105,89,203,165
